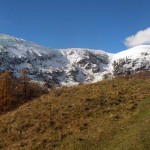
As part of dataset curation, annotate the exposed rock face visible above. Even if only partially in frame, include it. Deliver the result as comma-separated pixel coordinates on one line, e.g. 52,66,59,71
0,34,150,86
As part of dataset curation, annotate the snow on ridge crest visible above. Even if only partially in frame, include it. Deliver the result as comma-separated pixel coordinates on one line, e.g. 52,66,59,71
0,34,150,86
113,45,150,60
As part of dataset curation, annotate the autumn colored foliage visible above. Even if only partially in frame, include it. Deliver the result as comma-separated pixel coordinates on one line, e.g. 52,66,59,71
0,69,45,113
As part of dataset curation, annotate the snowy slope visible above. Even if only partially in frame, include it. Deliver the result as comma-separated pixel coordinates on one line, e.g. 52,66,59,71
0,34,60,58
113,45,150,59
0,34,150,86
0,34,111,86
112,45,150,75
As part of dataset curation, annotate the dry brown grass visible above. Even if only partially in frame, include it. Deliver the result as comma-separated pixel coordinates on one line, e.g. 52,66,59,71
0,78,150,150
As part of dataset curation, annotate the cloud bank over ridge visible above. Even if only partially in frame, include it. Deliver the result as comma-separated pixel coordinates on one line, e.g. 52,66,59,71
124,27,150,48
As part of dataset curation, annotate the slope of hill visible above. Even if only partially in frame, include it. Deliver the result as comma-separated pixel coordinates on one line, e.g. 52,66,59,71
0,34,150,86
112,45,150,75
0,78,150,150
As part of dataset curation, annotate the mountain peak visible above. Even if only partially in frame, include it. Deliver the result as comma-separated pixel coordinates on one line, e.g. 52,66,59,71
0,34,149,86
0,34,25,42
113,45,150,60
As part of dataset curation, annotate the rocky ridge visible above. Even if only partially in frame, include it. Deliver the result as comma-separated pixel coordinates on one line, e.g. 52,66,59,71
0,34,149,86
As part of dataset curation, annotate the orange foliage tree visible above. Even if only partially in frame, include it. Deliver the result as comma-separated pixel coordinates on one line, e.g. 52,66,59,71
0,69,45,113
0,70,15,112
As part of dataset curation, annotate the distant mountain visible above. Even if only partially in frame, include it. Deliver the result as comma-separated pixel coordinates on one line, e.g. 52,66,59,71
0,34,150,86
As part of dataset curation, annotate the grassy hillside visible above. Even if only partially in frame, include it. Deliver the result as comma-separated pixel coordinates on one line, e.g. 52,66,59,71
0,79,150,150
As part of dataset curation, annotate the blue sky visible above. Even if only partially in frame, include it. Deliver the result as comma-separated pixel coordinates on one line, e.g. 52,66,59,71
0,0,150,53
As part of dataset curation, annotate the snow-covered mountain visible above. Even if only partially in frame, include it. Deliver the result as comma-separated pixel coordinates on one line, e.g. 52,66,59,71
112,45,150,76
0,34,150,86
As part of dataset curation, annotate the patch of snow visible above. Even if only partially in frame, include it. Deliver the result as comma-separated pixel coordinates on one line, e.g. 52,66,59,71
0,34,150,86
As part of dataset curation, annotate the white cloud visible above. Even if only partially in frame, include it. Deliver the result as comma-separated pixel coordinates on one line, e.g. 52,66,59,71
124,27,150,48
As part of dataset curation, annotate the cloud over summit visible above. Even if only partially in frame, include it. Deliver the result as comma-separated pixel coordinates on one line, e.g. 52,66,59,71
124,28,150,48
